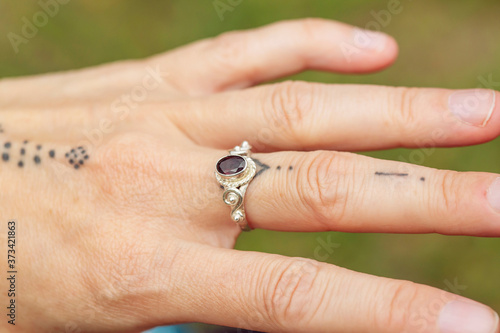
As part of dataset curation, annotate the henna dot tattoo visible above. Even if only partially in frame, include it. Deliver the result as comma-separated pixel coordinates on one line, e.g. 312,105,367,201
2,153,9,161
4,142,11,148
20,148,25,156
49,150,55,158
18,161,23,168
34,156,41,164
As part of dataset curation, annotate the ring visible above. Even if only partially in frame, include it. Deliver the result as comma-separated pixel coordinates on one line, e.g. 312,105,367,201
215,141,256,231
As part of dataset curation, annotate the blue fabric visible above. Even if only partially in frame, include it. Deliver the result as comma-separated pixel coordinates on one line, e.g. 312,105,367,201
144,325,193,333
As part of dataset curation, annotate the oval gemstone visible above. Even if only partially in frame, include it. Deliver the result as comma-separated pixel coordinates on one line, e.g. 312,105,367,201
217,155,246,176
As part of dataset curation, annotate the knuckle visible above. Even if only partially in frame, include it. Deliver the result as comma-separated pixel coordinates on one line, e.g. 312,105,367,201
298,152,354,228
265,81,315,146
297,18,328,41
432,170,462,217
209,31,249,72
388,87,422,137
263,258,322,328
85,236,182,317
93,133,164,205
380,280,420,332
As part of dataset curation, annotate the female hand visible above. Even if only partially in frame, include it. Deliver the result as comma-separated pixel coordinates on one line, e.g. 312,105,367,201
1,18,499,333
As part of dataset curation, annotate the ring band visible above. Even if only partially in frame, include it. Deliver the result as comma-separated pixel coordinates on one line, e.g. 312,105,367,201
215,141,256,231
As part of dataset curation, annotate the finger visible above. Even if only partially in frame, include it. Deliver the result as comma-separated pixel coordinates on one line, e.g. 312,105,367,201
150,18,398,94
170,82,499,152
0,61,177,108
155,245,500,333
238,150,500,236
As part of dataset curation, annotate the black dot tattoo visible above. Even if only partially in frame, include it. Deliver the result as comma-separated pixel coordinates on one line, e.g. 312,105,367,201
18,161,23,168
2,153,9,161
49,150,55,158
277,165,281,170
23,140,28,144
34,156,41,164
288,166,293,171
36,145,42,150
4,142,11,148
64,146,89,170
420,177,425,182
20,148,25,156
253,158,270,178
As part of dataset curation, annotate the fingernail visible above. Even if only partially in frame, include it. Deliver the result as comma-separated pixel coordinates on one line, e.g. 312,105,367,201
487,177,500,213
449,89,496,127
352,28,388,51
438,300,499,333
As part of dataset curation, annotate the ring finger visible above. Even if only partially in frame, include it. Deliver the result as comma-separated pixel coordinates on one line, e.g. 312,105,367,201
204,149,500,236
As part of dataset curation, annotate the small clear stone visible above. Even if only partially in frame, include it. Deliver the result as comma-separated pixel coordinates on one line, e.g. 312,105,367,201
217,155,246,176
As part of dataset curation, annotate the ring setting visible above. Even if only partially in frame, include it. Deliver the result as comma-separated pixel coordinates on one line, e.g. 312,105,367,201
215,141,256,231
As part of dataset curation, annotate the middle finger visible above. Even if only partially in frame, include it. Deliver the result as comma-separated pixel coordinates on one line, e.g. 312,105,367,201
171,81,498,152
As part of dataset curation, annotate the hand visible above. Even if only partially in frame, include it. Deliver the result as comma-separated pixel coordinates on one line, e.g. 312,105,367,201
1,18,499,333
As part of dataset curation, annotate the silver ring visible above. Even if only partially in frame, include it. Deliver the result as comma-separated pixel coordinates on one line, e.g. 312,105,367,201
215,141,256,231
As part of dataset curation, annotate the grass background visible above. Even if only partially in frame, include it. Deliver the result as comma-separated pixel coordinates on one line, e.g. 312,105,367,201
1,1,499,332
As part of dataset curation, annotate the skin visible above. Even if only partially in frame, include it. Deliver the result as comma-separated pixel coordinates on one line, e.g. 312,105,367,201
0,18,499,332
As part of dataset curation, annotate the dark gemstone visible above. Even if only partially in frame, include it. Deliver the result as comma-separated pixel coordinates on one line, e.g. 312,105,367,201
216,155,246,176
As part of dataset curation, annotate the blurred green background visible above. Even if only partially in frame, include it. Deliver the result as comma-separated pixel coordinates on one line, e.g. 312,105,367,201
1,1,499,332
